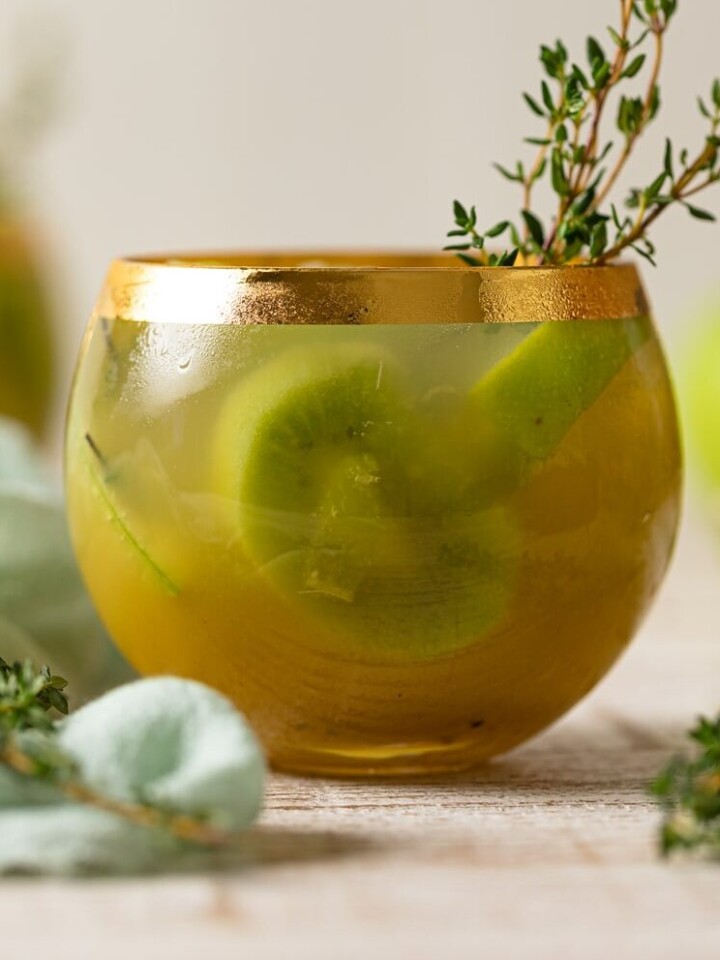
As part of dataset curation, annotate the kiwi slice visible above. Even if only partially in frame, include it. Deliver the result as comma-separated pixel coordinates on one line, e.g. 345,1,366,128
301,452,391,603
213,342,404,563
212,342,516,657
318,507,515,653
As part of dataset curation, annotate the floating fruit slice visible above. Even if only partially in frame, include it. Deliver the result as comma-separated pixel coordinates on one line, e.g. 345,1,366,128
400,319,651,517
312,507,516,654
249,507,516,658
212,342,405,564
212,342,516,657
212,320,649,657
301,452,390,603
402,385,523,515
470,317,651,461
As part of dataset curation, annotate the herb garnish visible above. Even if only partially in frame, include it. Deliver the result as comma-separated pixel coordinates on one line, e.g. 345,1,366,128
0,656,69,733
652,714,720,858
84,433,180,596
446,0,720,267
0,656,228,846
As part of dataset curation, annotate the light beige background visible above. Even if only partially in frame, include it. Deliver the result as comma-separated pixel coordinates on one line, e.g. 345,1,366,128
1,0,719,422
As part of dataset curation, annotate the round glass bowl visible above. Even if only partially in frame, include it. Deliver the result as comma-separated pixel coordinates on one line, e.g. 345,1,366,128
65,253,681,776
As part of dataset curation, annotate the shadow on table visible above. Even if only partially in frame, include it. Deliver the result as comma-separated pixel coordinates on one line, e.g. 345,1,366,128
0,825,377,883
221,824,377,870
166,825,380,879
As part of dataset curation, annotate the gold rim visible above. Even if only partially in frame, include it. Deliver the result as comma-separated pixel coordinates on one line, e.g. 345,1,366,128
96,252,649,325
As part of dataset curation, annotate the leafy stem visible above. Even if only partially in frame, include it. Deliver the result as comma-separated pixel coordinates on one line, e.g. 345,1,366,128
84,433,180,596
597,133,720,263
0,657,232,848
522,115,554,236
572,0,635,198
1,739,231,846
0,656,68,732
652,714,720,858
445,0,719,267
592,7,665,209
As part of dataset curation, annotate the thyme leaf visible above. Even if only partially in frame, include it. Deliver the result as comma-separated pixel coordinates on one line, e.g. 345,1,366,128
445,0,719,267
652,714,720,859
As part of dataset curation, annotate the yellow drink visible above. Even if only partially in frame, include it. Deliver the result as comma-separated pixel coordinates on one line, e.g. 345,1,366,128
66,304,680,774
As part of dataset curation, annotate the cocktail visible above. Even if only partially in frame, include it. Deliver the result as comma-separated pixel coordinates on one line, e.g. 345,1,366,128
65,254,681,775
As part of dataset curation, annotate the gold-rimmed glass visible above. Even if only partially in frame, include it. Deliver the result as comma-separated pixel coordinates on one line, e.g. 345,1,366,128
65,253,681,776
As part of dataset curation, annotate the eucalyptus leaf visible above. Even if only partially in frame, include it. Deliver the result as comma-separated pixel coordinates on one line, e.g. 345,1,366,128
59,677,266,831
0,740,61,808
0,418,48,491
0,677,266,876
0,806,184,876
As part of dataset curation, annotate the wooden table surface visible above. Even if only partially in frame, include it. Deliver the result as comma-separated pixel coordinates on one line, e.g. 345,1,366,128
2,515,720,959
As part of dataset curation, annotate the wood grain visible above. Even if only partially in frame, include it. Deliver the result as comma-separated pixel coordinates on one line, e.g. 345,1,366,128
2,518,719,959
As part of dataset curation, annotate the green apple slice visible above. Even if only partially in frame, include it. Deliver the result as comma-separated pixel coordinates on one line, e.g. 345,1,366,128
469,317,651,461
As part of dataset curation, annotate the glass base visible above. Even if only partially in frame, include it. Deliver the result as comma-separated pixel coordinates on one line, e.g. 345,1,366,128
269,736,498,778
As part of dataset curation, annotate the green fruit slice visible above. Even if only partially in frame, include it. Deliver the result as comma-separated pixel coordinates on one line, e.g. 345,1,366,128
212,342,516,657
213,343,404,565
212,319,647,657
682,309,720,489
302,452,390,603
470,317,651,461
321,507,515,654
400,319,650,518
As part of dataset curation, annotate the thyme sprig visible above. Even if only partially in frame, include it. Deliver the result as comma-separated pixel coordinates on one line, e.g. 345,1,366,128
652,714,720,858
446,0,720,267
0,656,230,847
0,656,69,734
84,432,180,596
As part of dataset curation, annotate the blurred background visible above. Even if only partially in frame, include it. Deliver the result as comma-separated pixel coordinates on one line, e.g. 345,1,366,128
0,0,718,455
